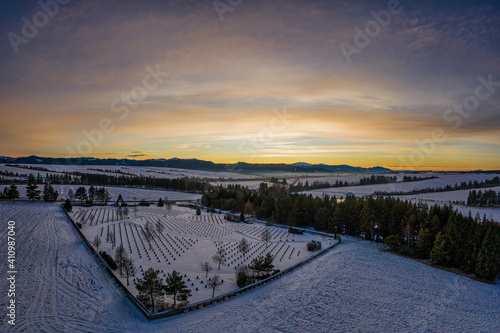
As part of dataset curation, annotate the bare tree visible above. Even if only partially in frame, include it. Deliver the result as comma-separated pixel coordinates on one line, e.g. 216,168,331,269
238,237,249,259
117,206,123,220
165,196,172,211
107,231,115,248
212,248,227,270
123,207,129,218
122,258,136,286
200,261,213,277
155,219,164,235
261,229,272,249
115,243,128,275
93,235,102,252
133,196,138,216
207,275,223,298
141,221,154,250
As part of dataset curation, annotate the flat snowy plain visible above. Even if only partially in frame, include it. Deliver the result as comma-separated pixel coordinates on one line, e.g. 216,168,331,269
1,203,498,332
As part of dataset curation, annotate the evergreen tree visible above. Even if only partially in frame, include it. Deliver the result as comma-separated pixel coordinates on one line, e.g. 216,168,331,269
135,268,165,313
416,228,433,259
261,252,275,276
88,185,96,205
475,226,500,281
26,183,41,201
431,232,450,265
164,270,191,307
157,197,164,207
7,184,20,202
64,198,72,212
75,186,87,204
196,207,201,215
43,183,58,202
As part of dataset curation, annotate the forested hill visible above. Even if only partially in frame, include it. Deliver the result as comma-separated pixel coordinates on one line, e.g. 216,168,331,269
0,155,393,174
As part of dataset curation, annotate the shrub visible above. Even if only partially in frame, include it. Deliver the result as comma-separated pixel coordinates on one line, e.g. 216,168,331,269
99,251,117,270
306,241,322,251
236,267,251,287
76,222,83,229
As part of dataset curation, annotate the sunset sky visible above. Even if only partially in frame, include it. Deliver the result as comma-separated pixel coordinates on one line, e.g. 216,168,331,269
0,0,499,170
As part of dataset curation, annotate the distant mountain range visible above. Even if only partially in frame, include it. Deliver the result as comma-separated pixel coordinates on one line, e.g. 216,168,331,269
0,155,394,174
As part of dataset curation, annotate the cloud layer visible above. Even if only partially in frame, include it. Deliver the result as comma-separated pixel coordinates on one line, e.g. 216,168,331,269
0,0,499,170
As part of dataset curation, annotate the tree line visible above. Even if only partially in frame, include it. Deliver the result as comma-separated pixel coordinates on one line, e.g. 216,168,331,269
0,183,59,202
467,189,500,207
202,184,500,281
290,174,435,192
375,176,500,196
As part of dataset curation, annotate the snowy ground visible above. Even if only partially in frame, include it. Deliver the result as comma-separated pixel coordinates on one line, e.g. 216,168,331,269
71,205,334,304
0,184,202,202
302,173,499,198
1,203,499,332
0,164,259,181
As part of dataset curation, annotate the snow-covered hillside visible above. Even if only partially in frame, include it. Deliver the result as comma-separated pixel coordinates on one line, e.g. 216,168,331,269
1,203,498,332
0,164,258,180
0,184,201,202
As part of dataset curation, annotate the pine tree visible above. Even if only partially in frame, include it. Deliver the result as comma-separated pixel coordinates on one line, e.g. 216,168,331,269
430,232,450,265
416,228,433,259
164,270,191,307
157,197,164,207
261,252,275,276
475,226,500,281
75,187,88,204
26,183,41,201
88,186,96,205
64,198,72,212
135,268,165,313
8,184,20,202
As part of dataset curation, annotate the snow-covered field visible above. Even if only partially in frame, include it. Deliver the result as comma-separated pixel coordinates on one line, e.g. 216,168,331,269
302,173,499,198
301,173,500,222
0,163,259,180
0,184,201,202
1,203,498,332
71,205,334,304
396,186,500,222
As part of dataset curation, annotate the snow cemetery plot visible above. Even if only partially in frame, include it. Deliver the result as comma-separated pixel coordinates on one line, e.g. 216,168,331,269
70,205,336,306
